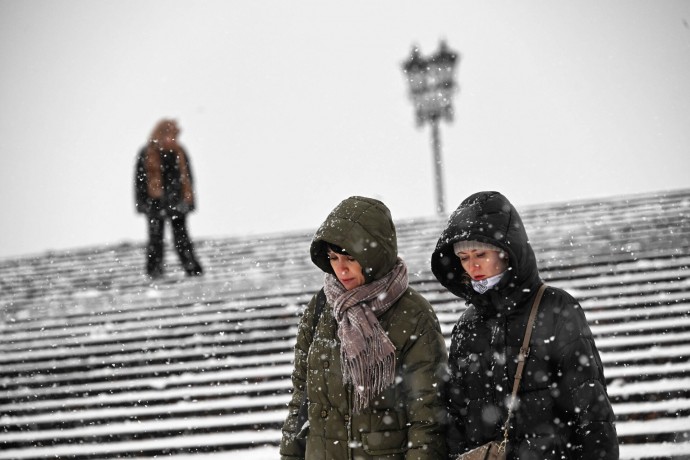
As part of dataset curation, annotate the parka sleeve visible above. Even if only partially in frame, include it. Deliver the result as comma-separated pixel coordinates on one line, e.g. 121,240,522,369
554,300,619,460
183,148,193,185
279,294,318,460
134,150,149,214
400,309,449,460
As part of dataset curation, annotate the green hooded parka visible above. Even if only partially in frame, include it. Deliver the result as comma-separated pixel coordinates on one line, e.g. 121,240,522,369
280,196,448,460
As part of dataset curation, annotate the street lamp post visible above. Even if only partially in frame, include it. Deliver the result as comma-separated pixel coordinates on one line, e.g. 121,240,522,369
402,40,459,216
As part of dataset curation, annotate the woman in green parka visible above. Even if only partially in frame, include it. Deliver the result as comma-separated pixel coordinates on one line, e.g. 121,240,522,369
280,196,448,460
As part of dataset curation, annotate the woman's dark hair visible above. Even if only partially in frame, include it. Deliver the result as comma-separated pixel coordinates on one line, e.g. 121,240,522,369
325,242,349,256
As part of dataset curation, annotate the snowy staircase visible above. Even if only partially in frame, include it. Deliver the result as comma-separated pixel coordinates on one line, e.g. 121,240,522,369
1,188,689,460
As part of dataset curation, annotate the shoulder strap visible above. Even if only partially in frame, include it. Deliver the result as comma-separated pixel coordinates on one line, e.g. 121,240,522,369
311,288,327,335
512,283,547,394
499,284,547,450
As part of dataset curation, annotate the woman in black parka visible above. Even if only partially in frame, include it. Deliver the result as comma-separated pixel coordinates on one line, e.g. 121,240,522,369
431,191,618,460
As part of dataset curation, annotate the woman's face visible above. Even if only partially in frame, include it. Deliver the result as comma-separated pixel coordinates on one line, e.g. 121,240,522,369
328,249,366,290
458,249,508,281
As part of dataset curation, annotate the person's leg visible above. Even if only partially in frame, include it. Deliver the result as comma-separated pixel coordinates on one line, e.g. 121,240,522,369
147,214,166,277
171,212,203,275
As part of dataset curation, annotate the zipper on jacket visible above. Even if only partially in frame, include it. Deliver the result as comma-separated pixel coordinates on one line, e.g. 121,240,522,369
490,318,509,433
347,383,354,460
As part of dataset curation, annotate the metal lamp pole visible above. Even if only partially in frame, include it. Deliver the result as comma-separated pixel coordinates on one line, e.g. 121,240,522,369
402,40,459,216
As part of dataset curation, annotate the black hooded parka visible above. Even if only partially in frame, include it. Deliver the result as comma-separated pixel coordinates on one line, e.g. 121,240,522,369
430,191,618,460
280,196,448,460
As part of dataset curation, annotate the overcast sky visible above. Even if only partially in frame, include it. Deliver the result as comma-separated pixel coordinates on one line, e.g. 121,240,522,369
1,0,689,259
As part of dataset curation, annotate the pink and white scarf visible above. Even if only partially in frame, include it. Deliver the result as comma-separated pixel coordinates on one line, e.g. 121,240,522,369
323,257,409,412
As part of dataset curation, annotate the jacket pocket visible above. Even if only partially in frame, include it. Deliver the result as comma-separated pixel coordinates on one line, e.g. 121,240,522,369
362,429,407,455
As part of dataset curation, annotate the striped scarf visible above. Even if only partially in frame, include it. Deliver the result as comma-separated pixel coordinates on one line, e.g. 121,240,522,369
324,257,409,412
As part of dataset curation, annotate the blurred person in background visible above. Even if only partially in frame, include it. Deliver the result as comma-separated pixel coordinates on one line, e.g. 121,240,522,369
134,119,202,278
280,196,447,460
431,191,618,459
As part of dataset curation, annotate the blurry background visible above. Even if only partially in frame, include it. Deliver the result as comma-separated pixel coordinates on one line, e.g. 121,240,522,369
1,0,688,259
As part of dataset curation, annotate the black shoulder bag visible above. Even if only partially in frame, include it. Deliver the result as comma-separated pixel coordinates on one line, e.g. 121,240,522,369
295,288,327,448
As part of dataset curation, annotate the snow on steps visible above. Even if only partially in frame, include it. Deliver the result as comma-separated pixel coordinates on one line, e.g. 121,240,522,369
1,188,689,459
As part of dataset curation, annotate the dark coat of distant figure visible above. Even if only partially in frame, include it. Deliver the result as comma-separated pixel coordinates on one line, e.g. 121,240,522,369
134,119,202,278
431,191,619,460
